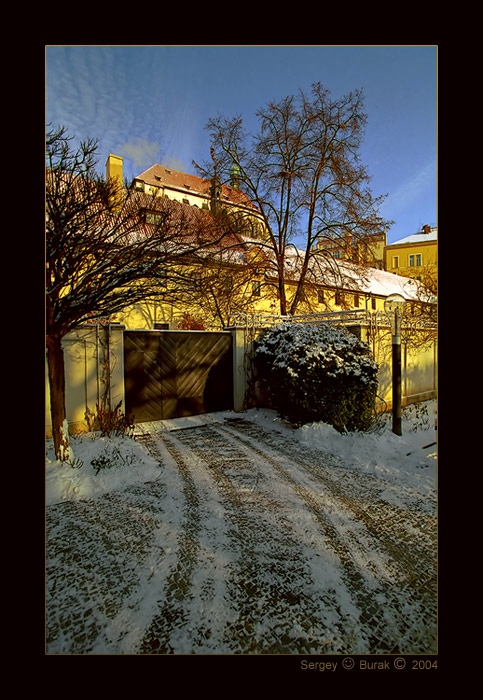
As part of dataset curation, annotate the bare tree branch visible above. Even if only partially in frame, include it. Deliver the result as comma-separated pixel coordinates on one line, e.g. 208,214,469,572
198,82,393,316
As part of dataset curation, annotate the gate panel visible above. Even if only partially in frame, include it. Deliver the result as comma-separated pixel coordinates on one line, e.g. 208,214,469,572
124,331,162,423
124,330,233,423
159,332,233,420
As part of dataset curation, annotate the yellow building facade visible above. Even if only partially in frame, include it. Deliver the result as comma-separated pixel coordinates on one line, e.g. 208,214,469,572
104,156,434,331
384,225,437,284
317,231,387,270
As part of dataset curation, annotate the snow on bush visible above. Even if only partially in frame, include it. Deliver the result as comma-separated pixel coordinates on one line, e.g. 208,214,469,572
254,322,379,432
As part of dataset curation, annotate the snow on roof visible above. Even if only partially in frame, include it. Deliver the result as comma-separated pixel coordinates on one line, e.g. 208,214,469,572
316,256,426,301
242,238,428,301
340,262,423,301
388,229,437,246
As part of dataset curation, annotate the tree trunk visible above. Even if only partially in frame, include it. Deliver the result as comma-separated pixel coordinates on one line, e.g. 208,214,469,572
289,262,310,316
278,279,288,315
277,256,288,316
46,334,70,461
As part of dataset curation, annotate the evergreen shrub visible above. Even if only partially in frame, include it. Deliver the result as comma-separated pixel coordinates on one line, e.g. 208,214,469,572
254,322,378,432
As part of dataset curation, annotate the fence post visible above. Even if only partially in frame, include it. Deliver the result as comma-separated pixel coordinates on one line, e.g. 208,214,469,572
230,326,247,413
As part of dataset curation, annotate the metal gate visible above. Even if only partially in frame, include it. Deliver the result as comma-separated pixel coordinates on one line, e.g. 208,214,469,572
124,330,233,423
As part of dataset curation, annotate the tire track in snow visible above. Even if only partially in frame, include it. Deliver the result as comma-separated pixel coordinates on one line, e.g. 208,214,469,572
137,432,204,654
163,424,370,654
222,417,437,588
215,418,437,654
138,429,253,654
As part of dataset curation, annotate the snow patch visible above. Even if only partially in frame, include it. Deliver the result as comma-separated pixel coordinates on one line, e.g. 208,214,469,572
45,433,161,506
243,400,437,495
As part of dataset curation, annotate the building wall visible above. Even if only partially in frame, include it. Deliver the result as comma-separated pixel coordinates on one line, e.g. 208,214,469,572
317,231,386,269
113,280,390,331
385,240,438,281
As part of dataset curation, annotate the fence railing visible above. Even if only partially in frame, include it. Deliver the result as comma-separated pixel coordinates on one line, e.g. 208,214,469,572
227,309,437,332
228,309,370,328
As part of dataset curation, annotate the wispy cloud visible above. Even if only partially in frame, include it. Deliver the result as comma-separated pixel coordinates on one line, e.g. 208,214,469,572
381,158,437,218
118,137,161,170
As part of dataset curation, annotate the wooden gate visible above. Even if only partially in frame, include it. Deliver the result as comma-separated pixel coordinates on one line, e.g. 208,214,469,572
124,330,233,423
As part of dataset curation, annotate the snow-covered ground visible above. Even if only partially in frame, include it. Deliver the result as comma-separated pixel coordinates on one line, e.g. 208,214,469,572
45,400,437,655
46,400,437,506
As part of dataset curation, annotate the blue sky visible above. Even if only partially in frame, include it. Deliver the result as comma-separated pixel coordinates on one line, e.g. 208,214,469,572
46,45,437,245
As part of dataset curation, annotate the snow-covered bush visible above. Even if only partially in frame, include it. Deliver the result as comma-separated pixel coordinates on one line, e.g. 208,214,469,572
254,322,378,432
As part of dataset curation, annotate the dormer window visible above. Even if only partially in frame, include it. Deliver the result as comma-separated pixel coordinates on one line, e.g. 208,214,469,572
143,210,163,226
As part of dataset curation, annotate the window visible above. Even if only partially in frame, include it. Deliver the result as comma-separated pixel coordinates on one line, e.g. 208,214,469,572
371,297,377,310
158,269,167,288
145,211,163,226
335,291,344,306
409,254,422,267
354,293,360,308
154,322,169,330
252,280,261,297
317,288,325,304
392,256,399,269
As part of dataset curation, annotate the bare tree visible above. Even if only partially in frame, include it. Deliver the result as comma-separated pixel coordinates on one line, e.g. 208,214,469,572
174,257,268,329
46,126,235,459
401,266,438,349
199,82,393,316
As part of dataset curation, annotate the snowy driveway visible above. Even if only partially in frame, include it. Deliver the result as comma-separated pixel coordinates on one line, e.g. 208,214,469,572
46,414,437,655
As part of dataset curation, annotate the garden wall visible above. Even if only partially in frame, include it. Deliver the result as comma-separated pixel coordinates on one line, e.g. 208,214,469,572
46,318,437,437
45,324,125,437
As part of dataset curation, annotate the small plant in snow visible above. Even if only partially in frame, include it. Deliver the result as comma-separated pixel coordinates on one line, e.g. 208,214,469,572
90,441,136,475
404,401,430,432
254,322,378,432
85,401,135,438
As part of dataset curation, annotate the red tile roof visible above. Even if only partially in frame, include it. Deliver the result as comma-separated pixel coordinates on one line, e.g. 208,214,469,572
134,164,257,210
130,190,247,254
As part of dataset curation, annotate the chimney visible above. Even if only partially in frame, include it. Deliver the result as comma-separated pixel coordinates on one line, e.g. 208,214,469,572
422,224,431,234
106,154,123,185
